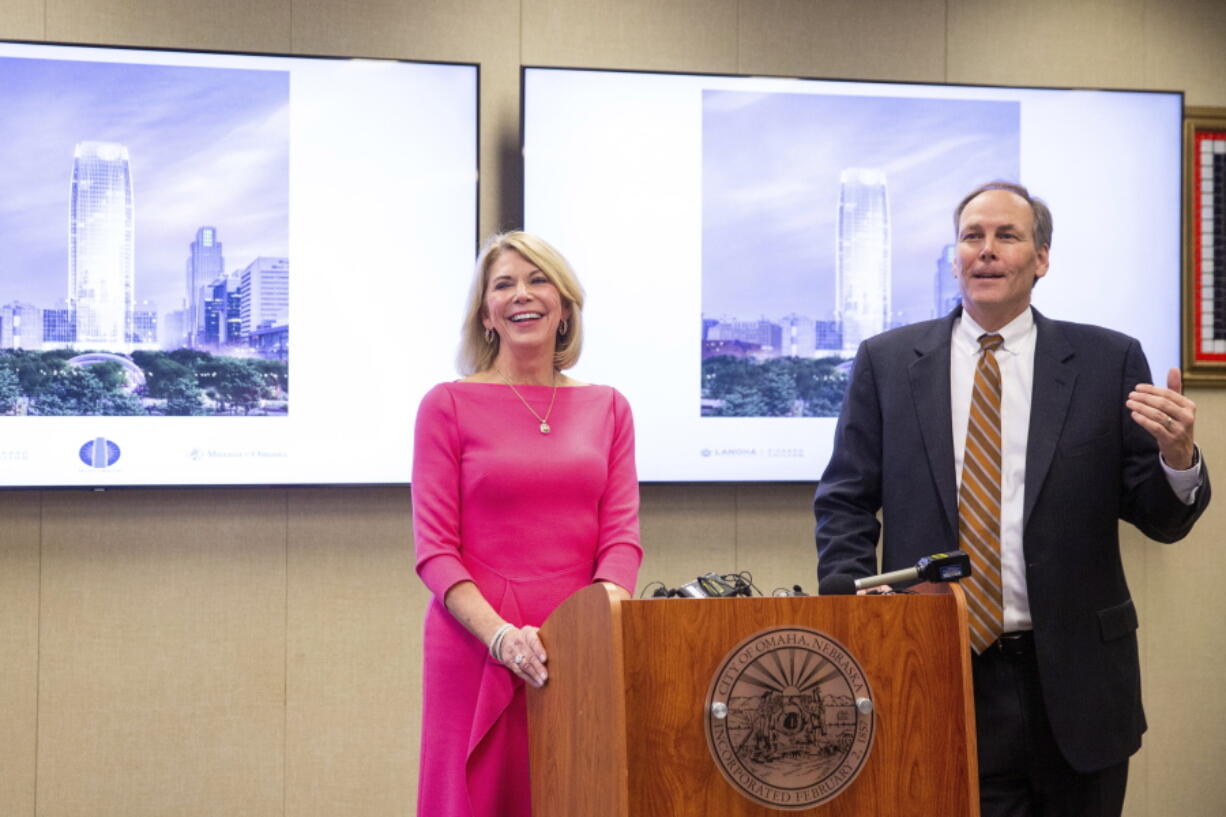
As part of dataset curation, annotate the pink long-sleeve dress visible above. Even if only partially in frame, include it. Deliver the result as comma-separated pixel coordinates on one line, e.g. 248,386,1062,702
412,381,642,817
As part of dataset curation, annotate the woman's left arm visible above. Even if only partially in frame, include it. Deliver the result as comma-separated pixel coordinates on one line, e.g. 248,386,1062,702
592,389,643,594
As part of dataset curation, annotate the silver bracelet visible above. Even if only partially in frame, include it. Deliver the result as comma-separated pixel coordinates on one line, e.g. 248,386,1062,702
488,622,514,661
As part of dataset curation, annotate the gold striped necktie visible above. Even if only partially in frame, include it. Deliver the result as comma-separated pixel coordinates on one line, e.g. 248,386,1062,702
959,333,1005,654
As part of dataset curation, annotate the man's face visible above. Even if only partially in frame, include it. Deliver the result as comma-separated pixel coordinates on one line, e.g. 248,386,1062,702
954,189,1049,331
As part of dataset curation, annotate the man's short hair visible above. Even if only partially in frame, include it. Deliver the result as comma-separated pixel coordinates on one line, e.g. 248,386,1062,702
954,181,1053,251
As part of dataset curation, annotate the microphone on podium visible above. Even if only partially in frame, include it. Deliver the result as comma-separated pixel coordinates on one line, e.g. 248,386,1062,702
818,551,972,596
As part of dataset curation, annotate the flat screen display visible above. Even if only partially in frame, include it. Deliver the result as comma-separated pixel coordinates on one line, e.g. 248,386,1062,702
0,41,477,487
523,67,1182,481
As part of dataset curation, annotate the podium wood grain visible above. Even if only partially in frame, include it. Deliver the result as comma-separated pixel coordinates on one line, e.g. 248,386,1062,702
527,583,630,817
528,583,978,817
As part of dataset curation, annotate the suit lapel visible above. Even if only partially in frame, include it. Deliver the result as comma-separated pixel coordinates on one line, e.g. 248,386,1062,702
909,313,959,534
1024,309,1076,529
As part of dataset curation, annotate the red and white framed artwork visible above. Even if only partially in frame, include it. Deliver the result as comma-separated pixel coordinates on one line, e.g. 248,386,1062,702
1185,107,1226,385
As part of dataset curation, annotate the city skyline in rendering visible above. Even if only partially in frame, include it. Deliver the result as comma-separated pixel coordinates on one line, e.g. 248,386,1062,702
701,89,1020,416
702,90,1021,332
0,55,289,348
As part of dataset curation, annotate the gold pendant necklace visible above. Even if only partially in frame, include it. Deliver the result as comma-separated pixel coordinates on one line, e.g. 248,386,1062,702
497,370,559,434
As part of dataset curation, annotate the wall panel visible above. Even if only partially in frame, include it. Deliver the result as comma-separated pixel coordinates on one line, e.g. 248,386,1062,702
947,0,1146,89
522,0,738,73
285,486,420,817
290,0,513,62
0,0,43,40
738,0,945,82
45,0,289,51
36,488,287,817
733,482,819,596
1137,388,1226,817
0,491,40,817
1144,0,1226,106
1142,521,1226,816
638,483,739,596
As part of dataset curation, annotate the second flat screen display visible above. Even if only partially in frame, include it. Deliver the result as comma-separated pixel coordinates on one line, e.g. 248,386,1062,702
522,67,1182,482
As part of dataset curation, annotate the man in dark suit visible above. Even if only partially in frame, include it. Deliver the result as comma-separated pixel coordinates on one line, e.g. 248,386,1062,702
814,181,1209,817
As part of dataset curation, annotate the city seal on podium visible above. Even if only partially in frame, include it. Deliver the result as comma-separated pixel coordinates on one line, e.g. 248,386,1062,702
704,626,875,811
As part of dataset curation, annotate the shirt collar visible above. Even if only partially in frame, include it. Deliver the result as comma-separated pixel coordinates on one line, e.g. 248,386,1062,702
955,307,1035,356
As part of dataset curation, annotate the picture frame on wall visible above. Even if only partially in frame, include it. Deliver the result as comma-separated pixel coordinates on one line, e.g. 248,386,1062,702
1184,106,1226,385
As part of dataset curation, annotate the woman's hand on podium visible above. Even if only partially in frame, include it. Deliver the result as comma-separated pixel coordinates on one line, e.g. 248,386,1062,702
496,624,549,688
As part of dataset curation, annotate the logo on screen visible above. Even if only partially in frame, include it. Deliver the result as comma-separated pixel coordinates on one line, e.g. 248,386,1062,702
705,626,875,810
79,437,121,469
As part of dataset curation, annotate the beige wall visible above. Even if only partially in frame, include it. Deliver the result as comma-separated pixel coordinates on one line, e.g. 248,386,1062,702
1,1,1225,815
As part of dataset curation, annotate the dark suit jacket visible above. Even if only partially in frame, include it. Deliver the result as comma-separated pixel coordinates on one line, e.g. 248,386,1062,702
814,306,1210,772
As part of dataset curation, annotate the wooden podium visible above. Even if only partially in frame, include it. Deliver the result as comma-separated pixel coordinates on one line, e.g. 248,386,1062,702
527,583,979,817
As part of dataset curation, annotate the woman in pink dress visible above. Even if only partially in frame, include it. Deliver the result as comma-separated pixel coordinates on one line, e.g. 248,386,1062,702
412,232,642,817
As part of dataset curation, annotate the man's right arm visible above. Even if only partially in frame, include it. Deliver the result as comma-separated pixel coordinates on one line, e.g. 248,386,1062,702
814,342,885,581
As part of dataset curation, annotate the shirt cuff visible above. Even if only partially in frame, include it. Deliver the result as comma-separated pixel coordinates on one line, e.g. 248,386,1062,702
416,552,473,600
1160,444,1203,505
593,544,642,595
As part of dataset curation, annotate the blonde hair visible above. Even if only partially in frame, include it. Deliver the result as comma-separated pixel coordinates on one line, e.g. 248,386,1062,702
457,232,585,375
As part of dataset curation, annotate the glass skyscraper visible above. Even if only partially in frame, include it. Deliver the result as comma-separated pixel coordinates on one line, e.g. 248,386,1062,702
933,243,960,318
835,168,891,354
201,273,242,348
186,226,225,348
69,142,135,351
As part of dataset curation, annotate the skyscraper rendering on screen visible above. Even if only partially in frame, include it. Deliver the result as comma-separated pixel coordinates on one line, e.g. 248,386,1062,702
835,168,890,353
934,243,960,318
69,142,135,351
186,226,225,348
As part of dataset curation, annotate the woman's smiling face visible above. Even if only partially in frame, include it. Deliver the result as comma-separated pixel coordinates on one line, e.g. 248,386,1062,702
482,249,570,353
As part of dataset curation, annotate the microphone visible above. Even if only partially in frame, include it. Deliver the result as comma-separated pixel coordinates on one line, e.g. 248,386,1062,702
819,551,972,595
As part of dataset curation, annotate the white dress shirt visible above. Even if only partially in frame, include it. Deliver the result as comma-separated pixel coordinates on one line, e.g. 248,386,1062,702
950,308,1200,633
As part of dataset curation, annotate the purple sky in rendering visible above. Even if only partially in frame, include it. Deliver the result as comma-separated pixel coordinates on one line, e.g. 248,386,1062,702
702,90,1019,326
0,54,288,319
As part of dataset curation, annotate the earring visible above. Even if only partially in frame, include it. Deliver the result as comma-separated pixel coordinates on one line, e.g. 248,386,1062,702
485,328,495,344
558,320,569,337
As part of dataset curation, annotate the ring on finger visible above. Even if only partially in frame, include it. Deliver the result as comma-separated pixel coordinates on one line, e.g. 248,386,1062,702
1163,415,1174,429
513,654,525,665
